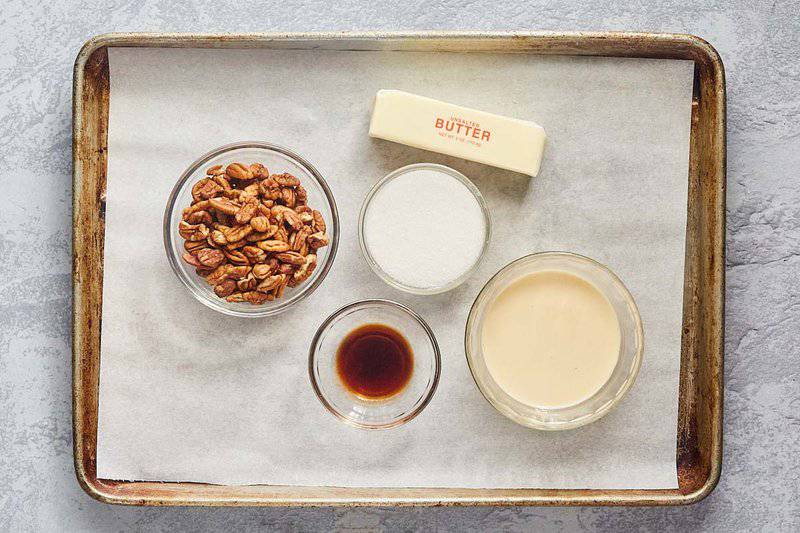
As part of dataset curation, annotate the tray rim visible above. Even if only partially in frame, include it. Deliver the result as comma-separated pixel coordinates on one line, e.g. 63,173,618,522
72,30,725,507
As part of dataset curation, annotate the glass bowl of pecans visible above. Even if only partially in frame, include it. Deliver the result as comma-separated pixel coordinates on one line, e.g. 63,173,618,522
164,141,339,317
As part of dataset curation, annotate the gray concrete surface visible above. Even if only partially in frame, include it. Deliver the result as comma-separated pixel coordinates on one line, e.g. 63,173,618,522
1,0,798,531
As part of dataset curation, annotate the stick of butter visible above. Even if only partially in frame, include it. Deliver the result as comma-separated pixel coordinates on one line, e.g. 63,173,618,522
369,90,546,176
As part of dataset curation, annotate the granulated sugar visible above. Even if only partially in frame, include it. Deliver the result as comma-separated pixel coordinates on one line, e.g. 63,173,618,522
362,166,487,291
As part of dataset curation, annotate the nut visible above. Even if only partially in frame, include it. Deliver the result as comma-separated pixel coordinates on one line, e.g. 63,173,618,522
187,210,213,225
224,249,250,265
242,245,267,264
182,252,204,268
206,264,232,285
226,292,245,303
252,263,275,279
249,163,269,179
213,175,232,190
178,221,210,241
209,197,240,216
257,240,291,253
227,265,251,279
192,178,222,201
274,251,305,266
224,224,253,244
307,232,329,249
184,239,208,253
291,254,317,286
196,248,226,269
298,211,314,225
250,216,270,233
213,279,236,297
206,164,224,176
281,187,296,208
296,185,307,205
291,226,313,253
237,273,257,292
272,173,300,187
244,290,272,304
312,210,326,234
225,162,253,181
210,230,228,246
235,199,259,225
256,274,284,292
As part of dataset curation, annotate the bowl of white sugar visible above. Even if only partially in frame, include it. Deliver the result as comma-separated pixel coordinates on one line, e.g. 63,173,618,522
359,163,491,294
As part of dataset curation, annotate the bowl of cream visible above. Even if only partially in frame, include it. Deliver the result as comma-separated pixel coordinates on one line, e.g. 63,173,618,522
465,252,644,430
359,163,491,294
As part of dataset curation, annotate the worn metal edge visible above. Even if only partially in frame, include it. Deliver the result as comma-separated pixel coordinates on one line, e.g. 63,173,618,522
72,30,714,51
676,33,726,507
72,34,102,505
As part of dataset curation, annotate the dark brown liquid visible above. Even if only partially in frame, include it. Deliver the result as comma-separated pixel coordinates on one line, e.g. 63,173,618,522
336,324,414,399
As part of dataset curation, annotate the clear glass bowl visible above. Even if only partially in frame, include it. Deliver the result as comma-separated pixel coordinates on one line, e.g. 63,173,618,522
358,163,491,295
163,141,339,317
465,252,644,430
308,300,441,429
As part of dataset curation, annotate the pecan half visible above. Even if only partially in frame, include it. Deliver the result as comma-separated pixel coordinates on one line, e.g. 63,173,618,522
209,197,240,216
196,248,226,269
272,173,301,187
257,240,291,253
291,226,313,253
249,163,269,179
206,164,224,176
226,292,246,303
274,251,305,266
307,231,329,249
250,216,270,233
213,175,232,191
214,279,236,297
281,187,296,208
242,245,267,264
224,224,253,244
295,185,308,205
225,162,253,181
206,264,232,285
227,265,251,280
184,239,209,253
274,226,289,243
192,178,222,201
246,228,278,242
312,210,326,234
235,199,259,225
182,252,204,268
244,291,273,304
187,210,213,225
252,263,275,279
274,275,289,298
237,273,257,292
210,229,228,246
256,274,284,293
291,254,317,286
224,249,250,265
178,221,210,241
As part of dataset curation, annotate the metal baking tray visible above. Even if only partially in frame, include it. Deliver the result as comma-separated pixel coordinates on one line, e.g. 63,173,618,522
72,31,725,506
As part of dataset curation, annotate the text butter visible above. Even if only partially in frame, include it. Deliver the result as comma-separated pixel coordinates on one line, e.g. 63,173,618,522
368,90,546,176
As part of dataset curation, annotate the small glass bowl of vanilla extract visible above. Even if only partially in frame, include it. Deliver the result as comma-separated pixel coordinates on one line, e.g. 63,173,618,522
308,300,441,429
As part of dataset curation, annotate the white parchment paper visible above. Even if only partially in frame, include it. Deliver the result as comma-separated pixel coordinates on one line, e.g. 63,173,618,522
97,47,693,489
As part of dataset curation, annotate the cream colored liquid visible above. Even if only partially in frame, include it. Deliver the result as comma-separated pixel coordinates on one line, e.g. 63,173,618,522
481,270,621,408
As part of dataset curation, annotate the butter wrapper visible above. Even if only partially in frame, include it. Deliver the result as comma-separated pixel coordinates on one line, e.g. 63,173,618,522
369,90,546,176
